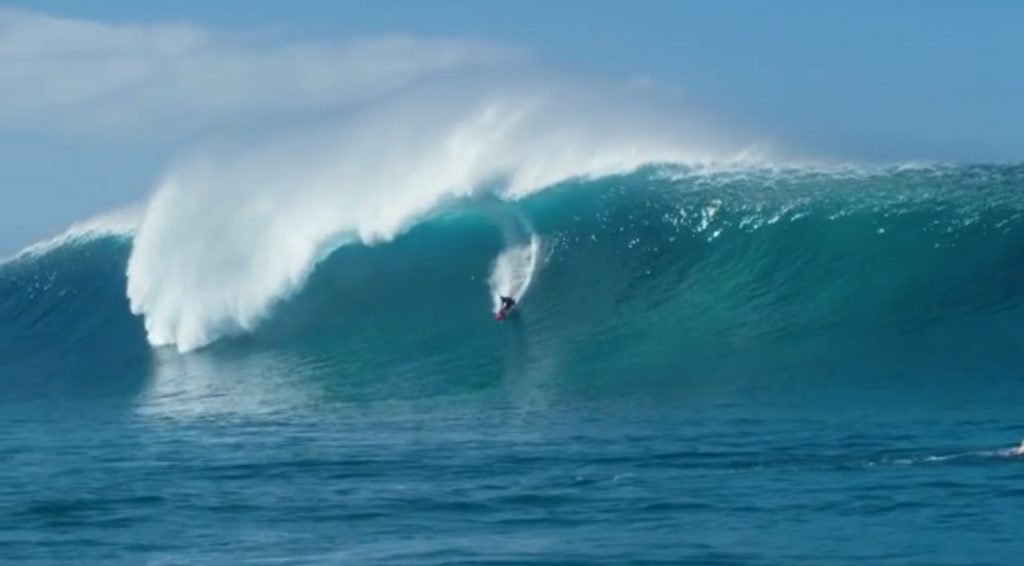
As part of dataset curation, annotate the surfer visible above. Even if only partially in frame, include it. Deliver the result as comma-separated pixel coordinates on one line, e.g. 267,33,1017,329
1009,439,1024,457
497,296,516,319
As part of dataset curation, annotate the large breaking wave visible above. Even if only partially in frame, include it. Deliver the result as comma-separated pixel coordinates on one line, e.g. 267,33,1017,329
7,10,1022,391
4,164,1024,387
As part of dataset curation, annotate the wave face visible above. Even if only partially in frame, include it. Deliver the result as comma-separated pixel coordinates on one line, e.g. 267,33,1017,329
4,164,1024,387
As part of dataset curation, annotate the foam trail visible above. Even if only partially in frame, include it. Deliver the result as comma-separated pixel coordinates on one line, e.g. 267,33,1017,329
490,235,541,312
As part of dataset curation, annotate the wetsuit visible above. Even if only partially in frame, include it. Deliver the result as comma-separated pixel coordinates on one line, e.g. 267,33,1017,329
499,296,516,315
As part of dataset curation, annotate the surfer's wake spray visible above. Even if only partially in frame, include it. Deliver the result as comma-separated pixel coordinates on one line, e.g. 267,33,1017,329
489,235,541,313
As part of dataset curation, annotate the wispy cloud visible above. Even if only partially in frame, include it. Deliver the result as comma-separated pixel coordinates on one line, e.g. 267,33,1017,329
0,9,519,138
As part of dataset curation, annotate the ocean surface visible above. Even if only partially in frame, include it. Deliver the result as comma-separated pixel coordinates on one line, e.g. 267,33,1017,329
2,164,1024,564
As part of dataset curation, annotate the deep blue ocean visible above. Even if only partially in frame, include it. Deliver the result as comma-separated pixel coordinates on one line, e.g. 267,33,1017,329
2,164,1024,564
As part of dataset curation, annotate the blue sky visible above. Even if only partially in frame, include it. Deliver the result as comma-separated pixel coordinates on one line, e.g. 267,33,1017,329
2,1,1023,251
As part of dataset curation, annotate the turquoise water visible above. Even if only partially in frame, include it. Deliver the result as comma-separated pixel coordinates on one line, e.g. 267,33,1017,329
3,165,1024,564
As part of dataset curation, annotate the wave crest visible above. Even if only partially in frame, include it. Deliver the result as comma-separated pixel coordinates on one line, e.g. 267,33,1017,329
4,206,140,265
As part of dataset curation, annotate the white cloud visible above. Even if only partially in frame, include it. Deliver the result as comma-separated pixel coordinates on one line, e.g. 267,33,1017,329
0,9,519,138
